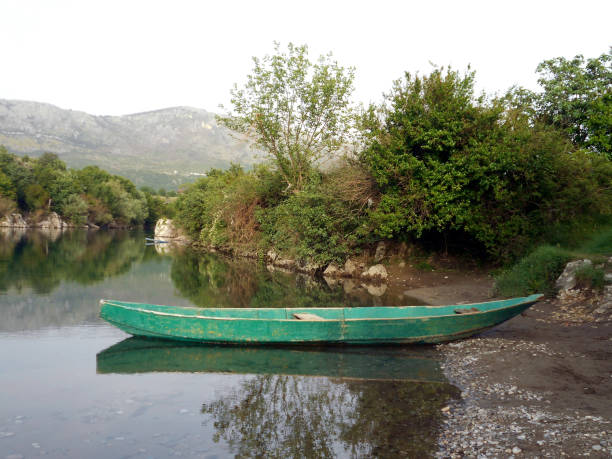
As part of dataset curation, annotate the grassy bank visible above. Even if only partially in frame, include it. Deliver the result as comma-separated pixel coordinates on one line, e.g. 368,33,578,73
495,224,612,297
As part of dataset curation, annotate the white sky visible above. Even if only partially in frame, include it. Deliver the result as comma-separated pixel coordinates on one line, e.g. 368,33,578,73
1,0,610,116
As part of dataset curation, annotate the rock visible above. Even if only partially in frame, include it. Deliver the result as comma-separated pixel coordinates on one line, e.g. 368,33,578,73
361,264,388,281
323,276,339,287
374,241,386,262
153,218,190,245
555,259,592,292
296,260,322,275
0,213,28,228
274,258,296,269
512,446,522,454
266,264,293,274
604,273,612,284
154,218,179,238
323,263,342,277
363,282,387,296
266,250,278,262
343,279,357,294
37,212,65,229
344,258,358,276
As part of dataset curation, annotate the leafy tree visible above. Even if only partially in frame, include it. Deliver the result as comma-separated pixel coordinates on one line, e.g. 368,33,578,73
218,42,356,192
61,194,88,225
24,183,50,211
0,170,16,201
536,49,612,157
360,67,612,260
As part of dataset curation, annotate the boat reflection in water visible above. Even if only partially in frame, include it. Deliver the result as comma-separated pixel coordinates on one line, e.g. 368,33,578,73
97,338,446,382
97,339,460,457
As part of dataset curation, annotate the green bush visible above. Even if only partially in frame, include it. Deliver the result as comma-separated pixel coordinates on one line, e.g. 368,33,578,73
61,194,88,225
359,67,612,261
574,265,606,291
174,165,262,247
494,245,572,296
257,188,365,265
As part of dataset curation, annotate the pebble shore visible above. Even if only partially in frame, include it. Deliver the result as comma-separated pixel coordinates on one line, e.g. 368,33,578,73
435,336,611,458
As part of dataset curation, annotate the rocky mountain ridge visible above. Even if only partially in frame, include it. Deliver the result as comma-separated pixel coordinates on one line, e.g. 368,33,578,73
0,99,257,188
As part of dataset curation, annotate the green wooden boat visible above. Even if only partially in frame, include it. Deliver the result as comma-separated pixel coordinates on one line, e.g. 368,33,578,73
96,338,446,382
99,294,542,345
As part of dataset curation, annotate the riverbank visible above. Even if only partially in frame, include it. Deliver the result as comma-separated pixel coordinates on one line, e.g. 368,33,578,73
435,297,612,458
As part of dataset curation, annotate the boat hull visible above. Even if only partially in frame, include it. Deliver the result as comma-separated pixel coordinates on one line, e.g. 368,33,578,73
100,294,542,345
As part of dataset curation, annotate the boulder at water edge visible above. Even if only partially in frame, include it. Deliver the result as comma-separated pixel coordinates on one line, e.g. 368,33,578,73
0,213,28,228
360,264,388,281
555,259,592,292
154,218,179,238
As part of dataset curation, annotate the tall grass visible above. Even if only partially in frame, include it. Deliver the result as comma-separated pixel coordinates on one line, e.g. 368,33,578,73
495,224,612,297
495,246,572,297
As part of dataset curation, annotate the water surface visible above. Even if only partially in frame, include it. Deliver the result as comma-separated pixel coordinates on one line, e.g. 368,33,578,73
0,229,458,458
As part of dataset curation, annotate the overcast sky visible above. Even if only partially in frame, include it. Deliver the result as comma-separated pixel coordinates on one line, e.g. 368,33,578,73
1,0,610,116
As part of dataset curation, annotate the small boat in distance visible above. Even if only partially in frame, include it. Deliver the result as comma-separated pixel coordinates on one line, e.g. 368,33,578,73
145,237,169,244
99,294,543,345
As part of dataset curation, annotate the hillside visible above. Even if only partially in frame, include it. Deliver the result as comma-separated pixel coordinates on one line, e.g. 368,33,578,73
0,99,258,189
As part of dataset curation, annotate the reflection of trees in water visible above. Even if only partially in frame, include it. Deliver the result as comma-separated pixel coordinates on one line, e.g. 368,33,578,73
171,251,358,309
340,380,459,457
202,374,459,458
203,375,357,458
0,230,146,294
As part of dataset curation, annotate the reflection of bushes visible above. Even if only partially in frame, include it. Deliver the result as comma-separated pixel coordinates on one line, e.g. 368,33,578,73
0,230,146,294
170,251,353,309
202,374,459,458
341,380,460,457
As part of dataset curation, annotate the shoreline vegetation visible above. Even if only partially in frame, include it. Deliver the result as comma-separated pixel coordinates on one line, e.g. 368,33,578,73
0,146,172,230
2,45,611,294
168,45,611,293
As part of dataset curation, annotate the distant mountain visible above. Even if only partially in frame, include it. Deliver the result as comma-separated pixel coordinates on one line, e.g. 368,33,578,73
0,99,258,189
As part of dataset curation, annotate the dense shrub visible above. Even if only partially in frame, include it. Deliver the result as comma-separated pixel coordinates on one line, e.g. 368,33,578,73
174,165,262,247
174,161,373,264
61,194,88,225
574,265,606,291
257,187,366,265
360,68,612,261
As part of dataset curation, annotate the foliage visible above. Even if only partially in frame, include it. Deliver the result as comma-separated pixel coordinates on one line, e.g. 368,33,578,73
0,169,16,200
494,246,572,297
0,147,152,226
24,183,50,210
574,264,606,291
142,191,172,227
218,42,356,192
258,184,367,265
535,49,612,157
174,165,261,247
578,225,612,255
360,67,612,260
0,196,16,217
61,194,88,225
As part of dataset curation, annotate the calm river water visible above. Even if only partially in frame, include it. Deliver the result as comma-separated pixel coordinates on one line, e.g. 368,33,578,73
0,229,459,458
